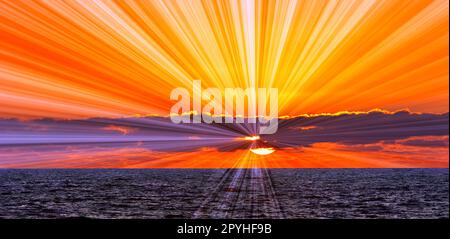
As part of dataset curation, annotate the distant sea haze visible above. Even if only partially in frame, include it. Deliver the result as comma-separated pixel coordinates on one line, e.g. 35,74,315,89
0,169,448,219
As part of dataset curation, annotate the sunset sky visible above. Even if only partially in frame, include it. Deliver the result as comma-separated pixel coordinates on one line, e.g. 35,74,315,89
0,0,448,168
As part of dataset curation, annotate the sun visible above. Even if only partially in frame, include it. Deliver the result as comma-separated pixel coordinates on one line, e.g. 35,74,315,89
242,136,260,141
250,147,275,156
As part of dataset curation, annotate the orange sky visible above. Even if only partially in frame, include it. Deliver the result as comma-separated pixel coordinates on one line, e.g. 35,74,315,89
0,1,448,169
0,0,448,119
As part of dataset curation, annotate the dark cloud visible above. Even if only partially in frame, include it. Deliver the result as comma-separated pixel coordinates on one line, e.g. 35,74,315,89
396,137,449,148
261,111,449,149
0,111,448,152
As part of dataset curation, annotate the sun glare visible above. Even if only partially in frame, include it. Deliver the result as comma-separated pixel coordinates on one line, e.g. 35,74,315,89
250,147,275,155
242,136,260,141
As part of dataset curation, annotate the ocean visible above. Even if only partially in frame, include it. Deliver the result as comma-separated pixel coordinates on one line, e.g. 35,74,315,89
0,169,447,219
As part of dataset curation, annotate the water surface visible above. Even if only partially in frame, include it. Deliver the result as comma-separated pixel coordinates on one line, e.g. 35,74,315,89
0,169,447,218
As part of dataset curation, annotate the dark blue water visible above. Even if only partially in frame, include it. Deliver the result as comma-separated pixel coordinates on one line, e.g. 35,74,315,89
0,169,447,218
